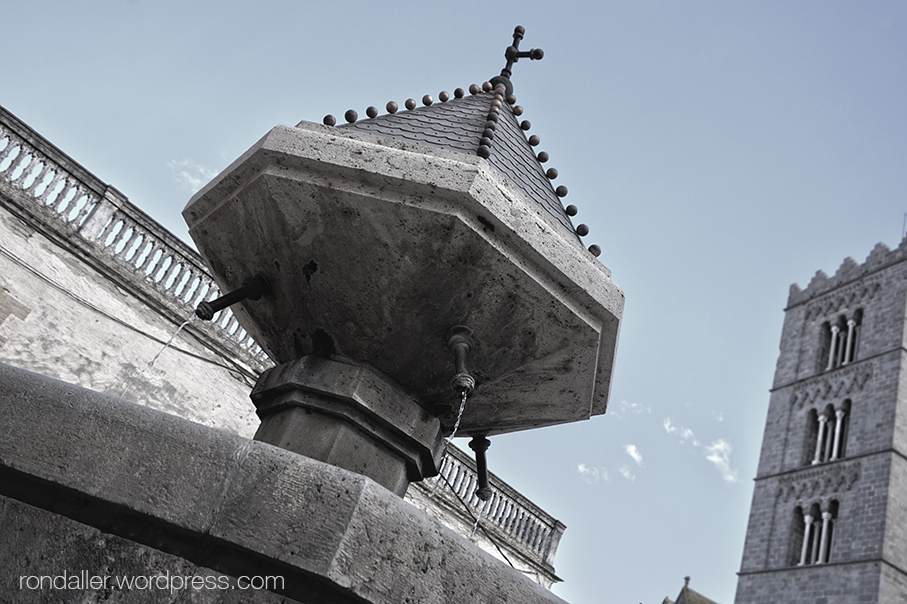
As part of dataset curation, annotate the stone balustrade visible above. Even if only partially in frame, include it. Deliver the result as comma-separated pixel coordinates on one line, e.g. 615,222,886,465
419,443,566,571
0,105,269,373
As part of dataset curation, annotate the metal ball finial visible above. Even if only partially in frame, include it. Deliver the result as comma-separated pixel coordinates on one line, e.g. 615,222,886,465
588,244,601,257
546,168,558,179
405,98,416,110
323,115,336,126
366,106,378,119
528,135,540,146
344,109,358,123
512,105,523,116
386,101,398,114
482,81,493,92
537,151,549,163
565,204,578,216
469,84,480,95
555,185,568,197
576,224,589,237
422,95,433,106
439,91,450,102
454,88,465,98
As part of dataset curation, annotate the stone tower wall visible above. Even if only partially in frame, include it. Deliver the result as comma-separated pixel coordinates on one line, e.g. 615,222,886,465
736,241,907,603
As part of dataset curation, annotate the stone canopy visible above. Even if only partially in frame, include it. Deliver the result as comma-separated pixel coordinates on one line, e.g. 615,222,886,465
183,96,623,438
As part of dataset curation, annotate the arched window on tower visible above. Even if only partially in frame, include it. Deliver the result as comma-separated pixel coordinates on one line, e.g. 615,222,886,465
804,400,850,466
791,500,838,566
803,409,819,467
820,310,863,372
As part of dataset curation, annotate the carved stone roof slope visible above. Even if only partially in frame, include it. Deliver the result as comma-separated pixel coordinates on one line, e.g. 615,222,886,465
336,91,581,244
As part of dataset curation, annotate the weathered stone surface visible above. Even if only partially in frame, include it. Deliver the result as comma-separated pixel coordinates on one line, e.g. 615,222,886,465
0,496,294,603
183,122,623,436
252,355,444,495
0,201,262,438
0,363,568,604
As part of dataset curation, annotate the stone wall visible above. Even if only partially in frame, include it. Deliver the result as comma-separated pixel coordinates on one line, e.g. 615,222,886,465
0,363,566,603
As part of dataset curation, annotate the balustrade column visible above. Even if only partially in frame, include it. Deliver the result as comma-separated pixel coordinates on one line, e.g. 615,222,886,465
813,415,828,464
818,511,832,564
799,514,814,566
843,319,857,364
831,409,846,460
826,325,840,370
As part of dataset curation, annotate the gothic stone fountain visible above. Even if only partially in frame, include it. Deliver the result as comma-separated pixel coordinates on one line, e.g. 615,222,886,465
182,35,623,497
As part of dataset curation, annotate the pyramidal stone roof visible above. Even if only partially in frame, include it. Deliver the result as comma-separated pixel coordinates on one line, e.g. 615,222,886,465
322,83,597,255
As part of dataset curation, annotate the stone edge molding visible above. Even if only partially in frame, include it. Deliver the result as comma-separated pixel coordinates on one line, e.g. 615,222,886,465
0,362,567,604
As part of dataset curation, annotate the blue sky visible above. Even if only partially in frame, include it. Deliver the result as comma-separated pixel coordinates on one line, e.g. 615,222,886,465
5,2,907,602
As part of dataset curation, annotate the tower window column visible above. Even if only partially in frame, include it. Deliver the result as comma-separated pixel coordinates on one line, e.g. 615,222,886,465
843,319,857,365
826,325,840,371
798,513,814,566
831,409,846,461
818,511,832,564
812,414,828,465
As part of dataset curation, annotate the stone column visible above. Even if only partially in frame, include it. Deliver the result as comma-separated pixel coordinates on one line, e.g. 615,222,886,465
826,325,840,371
824,416,835,463
818,511,832,563
843,319,857,364
813,415,828,464
799,513,814,566
831,409,846,460
251,355,444,497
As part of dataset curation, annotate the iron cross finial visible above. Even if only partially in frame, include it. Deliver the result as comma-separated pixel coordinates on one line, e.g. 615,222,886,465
490,26,544,97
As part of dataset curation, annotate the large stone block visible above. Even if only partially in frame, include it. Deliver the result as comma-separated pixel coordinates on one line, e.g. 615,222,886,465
0,363,568,604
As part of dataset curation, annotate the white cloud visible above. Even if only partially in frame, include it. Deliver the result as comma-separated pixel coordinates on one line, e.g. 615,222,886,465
680,427,701,447
624,444,644,467
618,464,635,482
616,400,651,416
168,159,219,193
705,439,738,483
666,419,739,483
576,462,609,484
716,411,724,422
665,418,700,445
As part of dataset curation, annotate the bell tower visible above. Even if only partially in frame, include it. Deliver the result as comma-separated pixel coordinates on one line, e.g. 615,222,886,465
735,240,907,602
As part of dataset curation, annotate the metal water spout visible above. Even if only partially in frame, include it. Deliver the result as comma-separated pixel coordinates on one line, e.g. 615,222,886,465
195,274,269,321
468,435,493,501
447,326,476,396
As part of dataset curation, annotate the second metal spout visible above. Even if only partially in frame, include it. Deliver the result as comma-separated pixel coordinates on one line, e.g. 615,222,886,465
447,325,476,395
